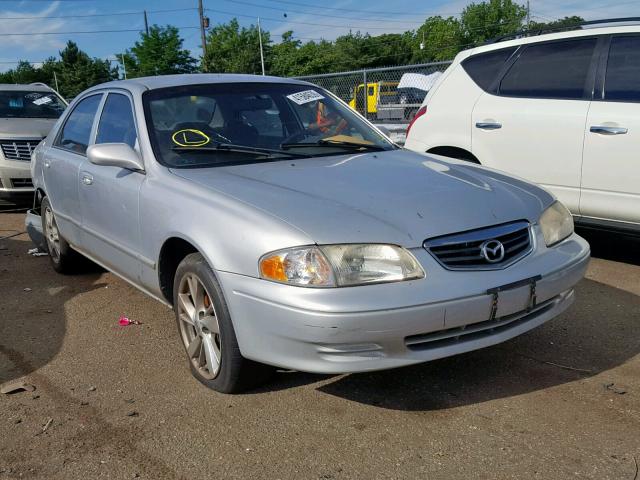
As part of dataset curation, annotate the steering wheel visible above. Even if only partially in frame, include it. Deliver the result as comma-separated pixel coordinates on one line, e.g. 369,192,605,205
280,130,317,146
172,122,232,144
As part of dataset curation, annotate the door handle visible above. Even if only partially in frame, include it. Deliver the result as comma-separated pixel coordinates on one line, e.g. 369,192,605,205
475,122,502,130
81,173,93,185
590,125,628,135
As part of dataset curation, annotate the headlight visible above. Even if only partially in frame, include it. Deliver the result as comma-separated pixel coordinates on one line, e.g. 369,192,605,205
259,244,425,287
539,201,574,246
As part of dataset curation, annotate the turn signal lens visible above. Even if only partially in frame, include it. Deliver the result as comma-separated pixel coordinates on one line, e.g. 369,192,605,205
259,255,288,282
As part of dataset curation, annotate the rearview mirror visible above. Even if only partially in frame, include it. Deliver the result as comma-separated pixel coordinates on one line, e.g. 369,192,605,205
87,143,144,172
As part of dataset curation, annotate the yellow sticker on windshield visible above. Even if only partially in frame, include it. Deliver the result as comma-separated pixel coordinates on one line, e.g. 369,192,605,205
172,129,211,147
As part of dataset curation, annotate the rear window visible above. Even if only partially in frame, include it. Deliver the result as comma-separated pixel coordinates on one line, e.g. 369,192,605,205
499,38,597,99
462,47,516,92
0,90,66,119
604,35,640,103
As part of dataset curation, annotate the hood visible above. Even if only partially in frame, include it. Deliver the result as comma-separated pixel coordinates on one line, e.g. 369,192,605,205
0,117,58,139
170,150,554,247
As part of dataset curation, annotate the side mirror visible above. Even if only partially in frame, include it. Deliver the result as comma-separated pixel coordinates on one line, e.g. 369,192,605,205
87,143,144,172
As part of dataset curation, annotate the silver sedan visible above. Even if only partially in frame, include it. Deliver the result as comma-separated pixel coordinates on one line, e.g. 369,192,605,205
27,74,590,393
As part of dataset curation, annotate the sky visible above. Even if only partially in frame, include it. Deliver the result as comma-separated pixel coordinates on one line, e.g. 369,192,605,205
0,0,639,72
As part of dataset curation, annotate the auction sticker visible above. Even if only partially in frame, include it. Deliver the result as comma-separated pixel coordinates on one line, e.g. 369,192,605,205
286,90,325,105
33,96,53,105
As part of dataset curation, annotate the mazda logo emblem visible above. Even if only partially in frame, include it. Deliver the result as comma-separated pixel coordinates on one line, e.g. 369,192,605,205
480,239,505,263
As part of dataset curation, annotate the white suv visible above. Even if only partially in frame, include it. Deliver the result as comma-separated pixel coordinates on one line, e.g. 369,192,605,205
405,22,640,234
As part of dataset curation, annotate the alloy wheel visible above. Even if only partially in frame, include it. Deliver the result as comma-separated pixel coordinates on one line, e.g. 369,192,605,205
177,273,222,380
44,205,61,261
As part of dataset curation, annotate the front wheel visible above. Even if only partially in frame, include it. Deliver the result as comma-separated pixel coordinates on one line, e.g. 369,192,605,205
41,196,80,274
173,253,273,393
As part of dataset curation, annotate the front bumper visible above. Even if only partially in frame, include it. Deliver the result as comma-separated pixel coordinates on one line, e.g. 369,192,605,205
219,229,590,374
0,159,34,201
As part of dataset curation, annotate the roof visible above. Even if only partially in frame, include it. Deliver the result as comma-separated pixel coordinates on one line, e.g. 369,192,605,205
459,23,640,60
0,83,56,92
89,73,313,93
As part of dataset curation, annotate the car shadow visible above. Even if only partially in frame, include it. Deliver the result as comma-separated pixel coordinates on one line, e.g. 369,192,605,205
0,234,106,386
261,274,639,410
576,227,640,266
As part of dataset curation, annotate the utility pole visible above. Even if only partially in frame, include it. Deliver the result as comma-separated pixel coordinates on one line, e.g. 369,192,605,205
120,54,127,80
198,0,207,69
526,0,531,29
257,17,265,76
53,71,60,93
143,10,149,36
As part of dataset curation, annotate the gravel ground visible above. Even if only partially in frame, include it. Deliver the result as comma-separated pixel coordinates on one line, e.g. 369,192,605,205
1,211,639,480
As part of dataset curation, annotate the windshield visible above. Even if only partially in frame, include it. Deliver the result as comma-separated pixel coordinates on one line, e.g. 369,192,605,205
143,82,396,168
0,90,66,119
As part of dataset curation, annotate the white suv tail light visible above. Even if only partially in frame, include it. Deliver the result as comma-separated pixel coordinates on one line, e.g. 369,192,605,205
406,105,427,137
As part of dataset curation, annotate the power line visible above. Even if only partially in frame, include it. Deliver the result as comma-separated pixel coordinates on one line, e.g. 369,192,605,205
220,0,424,25
206,8,422,30
0,26,199,36
243,0,460,17
0,7,197,20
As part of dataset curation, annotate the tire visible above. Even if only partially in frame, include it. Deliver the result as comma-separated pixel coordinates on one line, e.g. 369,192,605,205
173,252,273,393
41,196,81,274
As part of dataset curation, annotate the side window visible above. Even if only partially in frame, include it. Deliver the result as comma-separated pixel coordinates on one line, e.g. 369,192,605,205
604,36,640,103
96,93,137,148
55,94,102,154
462,47,516,92
500,39,597,99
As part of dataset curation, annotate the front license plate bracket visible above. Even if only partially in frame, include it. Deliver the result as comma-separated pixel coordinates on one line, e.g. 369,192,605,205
486,275,542,321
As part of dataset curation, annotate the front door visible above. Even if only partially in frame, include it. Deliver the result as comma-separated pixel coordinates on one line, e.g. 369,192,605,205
78,91,145,282
43,93,103,246
472,38,599,214
581,35,640,225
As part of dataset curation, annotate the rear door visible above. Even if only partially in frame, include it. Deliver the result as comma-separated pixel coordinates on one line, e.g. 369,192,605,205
44,93,103,246
472,38,600,214
78,91,145,282
580,34,640,225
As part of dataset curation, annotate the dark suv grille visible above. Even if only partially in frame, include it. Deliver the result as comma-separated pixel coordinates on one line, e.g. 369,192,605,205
0,139,40,161
11,178,33,188
423,221,532,270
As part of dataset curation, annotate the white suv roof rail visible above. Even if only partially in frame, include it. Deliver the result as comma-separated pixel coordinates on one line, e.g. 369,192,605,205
485,16,640,45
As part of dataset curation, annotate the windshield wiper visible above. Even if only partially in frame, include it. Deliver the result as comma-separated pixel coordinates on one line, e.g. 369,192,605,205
172,142,310,159
280,139,388,151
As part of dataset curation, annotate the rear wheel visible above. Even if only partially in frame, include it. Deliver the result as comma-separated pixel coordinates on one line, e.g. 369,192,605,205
41,196,80,274
173,253,273,393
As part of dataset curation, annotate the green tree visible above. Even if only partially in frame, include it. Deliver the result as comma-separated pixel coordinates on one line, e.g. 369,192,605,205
460,0,527,45
413,16,465,62
203,18,270,74
120,25,196,78
58,41,118,98
269,31,302,77
528,15,584,33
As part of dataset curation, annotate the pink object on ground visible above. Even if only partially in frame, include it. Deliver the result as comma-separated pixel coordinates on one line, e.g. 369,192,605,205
118,316,141,326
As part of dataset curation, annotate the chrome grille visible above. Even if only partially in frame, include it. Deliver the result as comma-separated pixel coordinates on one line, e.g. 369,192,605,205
0,139,40,161
11,178,33,188
424,221,532,270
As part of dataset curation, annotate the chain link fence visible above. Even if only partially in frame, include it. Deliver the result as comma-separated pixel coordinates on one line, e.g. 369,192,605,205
294,61,452,124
